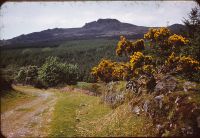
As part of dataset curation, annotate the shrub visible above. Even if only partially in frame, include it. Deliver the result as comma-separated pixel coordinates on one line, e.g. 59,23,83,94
15,65,39,85
165,53,200,81
91,59,132,82
116,36,145,56
38,56,78,87
0,74,12,92
144,28,188,61
91,59,115,82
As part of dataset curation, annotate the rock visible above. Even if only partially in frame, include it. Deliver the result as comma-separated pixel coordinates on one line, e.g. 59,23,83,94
137,75,148,85
183,81,196,92
156,124,163,132
155,75,177,93
103,92,125,107
126,80,138,93
186,126,193,135
181,126,194,136
115,93,124,101
154,94,164,109
143,100,150,113
175,96,180,104
155,94,164,100
133,106,140,115
181,127,186,134
155,82,165,92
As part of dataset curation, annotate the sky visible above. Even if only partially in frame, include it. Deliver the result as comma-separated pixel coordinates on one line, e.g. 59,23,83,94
0,1,197,40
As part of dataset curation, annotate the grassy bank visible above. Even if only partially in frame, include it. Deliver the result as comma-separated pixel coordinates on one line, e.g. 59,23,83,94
49,85,156,137
49,90,111,137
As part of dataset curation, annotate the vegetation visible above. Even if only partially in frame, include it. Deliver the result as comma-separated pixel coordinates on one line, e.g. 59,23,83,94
38,57,78,87
87,5,200,136
1,88,36,112
1,2,200,137
91,27,200,83
0,39,121,83
15,65,39,86
183,6,200,61
49,90,111,137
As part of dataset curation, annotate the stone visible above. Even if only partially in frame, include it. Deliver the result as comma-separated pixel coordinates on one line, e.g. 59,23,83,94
115,94,124,101
175,96,180,104
186,126,193,135
154,95,164,109
133,106,140,115
126,80,138,93
183,81,196,92
155,94,164,100
156,124,163,131
155,75,177,93
143,100,150,113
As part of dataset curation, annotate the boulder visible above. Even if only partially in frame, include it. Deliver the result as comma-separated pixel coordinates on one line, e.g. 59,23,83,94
183,81,196,92
155,75,177,93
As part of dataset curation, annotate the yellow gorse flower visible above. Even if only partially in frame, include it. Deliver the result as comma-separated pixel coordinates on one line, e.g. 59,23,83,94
116,36,144,56
91,59,132,82
166,52,200,72
144,27,171,41
168,34,189,46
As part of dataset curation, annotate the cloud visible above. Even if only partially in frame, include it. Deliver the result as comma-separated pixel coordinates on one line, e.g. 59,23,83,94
0,1,197,39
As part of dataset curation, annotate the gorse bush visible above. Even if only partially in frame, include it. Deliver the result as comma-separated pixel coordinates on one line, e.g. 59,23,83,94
91,59,133,82
165,52,200,80
91,27,200,82
91,52,155,82
116,36,145,56
91,59,116,82
38,57,78,87
144,27,189,57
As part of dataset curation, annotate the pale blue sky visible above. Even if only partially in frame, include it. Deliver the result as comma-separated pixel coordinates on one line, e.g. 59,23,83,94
0,1,197,40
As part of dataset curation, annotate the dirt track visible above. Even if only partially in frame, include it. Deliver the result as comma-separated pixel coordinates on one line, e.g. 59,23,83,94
1,87,57,138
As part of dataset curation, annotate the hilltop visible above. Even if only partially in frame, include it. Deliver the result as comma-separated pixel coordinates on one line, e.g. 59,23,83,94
0,18,185,48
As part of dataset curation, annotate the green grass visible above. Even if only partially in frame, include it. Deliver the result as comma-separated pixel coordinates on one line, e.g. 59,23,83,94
76,103,155,137
49,91,111,137
15,107,33,112
0,89,36,113
49,87,155,137
73,82,106,95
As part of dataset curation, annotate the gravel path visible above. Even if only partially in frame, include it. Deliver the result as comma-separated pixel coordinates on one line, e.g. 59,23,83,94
1,86,57,138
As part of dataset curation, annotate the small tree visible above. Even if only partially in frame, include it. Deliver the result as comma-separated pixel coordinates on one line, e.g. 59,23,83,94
38,57,79,87
183,6,200,61
15,65,38,85
62,63,79,84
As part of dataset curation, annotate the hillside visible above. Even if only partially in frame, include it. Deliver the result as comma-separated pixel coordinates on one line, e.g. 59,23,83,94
1,79,200,137
0,18,185,48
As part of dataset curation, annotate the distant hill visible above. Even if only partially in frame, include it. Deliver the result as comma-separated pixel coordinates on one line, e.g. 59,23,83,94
0,18,186,48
